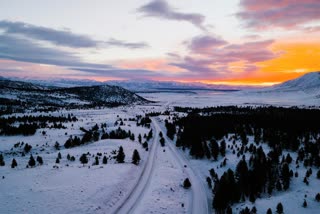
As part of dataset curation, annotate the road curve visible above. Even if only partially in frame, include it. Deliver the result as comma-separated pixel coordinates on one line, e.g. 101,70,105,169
153,118,209,214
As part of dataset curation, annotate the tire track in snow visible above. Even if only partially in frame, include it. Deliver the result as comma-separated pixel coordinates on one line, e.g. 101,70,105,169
111,121,160,214
153,118,209,214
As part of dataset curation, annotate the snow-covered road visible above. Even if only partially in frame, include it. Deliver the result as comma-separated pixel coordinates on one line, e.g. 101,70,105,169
153,118,209,214
112,121,160,214
112,117,209,214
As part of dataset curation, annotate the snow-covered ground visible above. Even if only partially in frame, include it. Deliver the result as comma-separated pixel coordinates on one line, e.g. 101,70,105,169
1,86,319,214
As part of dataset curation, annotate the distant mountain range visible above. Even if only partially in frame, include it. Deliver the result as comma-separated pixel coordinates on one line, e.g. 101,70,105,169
0,77,257,92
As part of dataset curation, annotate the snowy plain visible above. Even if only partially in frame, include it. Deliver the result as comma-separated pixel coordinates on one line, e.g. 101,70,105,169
0,85,320,214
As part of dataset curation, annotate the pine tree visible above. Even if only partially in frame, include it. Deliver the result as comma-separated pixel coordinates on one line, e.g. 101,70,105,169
28,155,36,167
276,203,283,214
55,157,60,164
220,140,226,156
54,142,60,150
103,156,108,164
132,149,141,165
160,137,165,147
226,206,232,214
0,154,5,166
80,154,88,165
303,199,307,208
315,193,320,202
67,154,71,160
138,134,142,143
116,146,125,163
58,152,62,159
11,158,17,168
266,208,272,214
183,178,191,189
210,140,219,161
94,156,99,165
36,156,43,165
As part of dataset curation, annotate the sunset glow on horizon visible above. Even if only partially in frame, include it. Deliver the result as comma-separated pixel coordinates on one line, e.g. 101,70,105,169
0,0,319,86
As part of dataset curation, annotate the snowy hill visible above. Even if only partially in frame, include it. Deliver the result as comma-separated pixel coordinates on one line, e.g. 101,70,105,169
271,72,320,95
0,79,148,111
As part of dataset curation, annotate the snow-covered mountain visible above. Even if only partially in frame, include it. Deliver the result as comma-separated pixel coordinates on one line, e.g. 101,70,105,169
0,79,148,110
105,80,251,92
273,72,320,94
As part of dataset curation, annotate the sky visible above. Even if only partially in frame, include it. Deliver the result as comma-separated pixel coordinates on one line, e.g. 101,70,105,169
0,0,319,86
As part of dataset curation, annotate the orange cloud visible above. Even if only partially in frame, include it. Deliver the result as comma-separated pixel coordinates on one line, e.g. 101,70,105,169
179,41,320,86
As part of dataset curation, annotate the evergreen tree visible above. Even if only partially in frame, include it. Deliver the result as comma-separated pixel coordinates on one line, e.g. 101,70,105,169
54,142,60,150
266,208,272,214
226,206,232,214
67,154,71,160
281,163,290,190
11,158,17,168
138,134,142,143
116,146,125,163
103,156,108,164
28,155,36,167
206,177,212,188
220,140,226,156
303,199,307,208
94,156,99,165
210,140,219,160
79,153,88,165
55,157,60,164
315,193,320,202
58,152,62,159
183,178,191,189
160,137,165,147
36,156,43,165
276,203,283,214
0,154,5,166
132,149,141,165
251,206,257,214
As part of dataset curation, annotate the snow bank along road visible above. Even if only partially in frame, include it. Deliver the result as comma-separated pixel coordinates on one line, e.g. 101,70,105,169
153,118,209,214
111,121,160,214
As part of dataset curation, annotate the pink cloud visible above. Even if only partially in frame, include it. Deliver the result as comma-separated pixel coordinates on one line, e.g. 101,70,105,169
187,35,228,54
237,0,320,29
171,36,278,78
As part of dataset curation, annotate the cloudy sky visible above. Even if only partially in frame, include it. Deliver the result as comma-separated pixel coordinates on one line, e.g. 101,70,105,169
0,0,319,85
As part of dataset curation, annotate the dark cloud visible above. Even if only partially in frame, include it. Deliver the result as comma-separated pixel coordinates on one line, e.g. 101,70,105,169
0,20,148,49
137,0,206,30
0,34,110,69
237,0,320,29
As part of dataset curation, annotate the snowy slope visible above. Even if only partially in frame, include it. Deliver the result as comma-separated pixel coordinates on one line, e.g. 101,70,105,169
0,79,149,109
266,72,320,96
